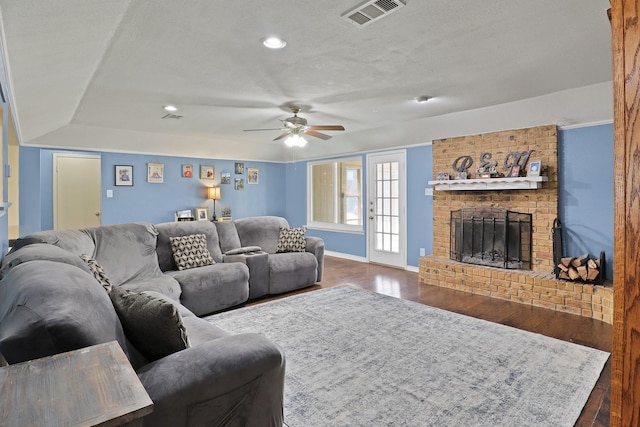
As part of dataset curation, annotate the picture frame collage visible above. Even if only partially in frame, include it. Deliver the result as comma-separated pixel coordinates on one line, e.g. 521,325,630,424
112,161,261,190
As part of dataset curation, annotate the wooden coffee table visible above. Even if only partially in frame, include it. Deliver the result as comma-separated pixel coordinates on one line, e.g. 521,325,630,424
0,341,153,426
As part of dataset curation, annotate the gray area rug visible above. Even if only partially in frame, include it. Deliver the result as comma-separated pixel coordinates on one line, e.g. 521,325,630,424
206,286,609,427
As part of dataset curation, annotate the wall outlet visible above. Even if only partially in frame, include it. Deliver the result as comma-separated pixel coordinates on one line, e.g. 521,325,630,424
420,247,426,256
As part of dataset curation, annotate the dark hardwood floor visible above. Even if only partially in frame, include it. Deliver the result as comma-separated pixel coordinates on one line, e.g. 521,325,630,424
252,256,612,427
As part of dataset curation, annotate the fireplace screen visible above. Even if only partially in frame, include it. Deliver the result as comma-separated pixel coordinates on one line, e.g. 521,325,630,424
450,207,532,270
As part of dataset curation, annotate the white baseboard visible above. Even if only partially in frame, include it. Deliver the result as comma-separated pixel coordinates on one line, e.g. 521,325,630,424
325,250,420,273
325,251,368,263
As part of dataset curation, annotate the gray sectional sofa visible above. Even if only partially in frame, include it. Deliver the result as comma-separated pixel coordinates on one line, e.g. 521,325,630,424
0,216,324,426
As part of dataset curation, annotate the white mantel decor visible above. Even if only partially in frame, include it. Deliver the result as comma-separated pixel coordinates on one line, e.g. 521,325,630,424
428,176,548,191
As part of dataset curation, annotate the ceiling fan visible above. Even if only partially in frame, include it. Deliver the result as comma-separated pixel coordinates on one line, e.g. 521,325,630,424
243,106,345,146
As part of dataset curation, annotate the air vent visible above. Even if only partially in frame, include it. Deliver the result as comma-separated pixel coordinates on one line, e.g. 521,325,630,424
341,0,406,27
162,114,183,120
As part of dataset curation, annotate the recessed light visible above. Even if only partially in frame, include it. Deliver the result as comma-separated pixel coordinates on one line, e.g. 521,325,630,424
163,105,178,112
263,37,287,49
415,96,432,103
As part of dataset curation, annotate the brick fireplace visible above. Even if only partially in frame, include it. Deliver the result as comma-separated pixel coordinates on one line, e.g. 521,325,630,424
418,125,613,323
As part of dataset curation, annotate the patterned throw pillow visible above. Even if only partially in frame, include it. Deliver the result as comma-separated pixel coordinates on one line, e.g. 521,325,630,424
276,226,307,253
109,286,190,361
79,254,113,292
169,234,215,271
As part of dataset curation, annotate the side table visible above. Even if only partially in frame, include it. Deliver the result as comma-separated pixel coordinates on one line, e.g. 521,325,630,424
0,341,153,427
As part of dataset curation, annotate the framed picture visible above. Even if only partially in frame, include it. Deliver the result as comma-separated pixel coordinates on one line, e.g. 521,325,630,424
528,161,541,177
235,162,244,174
436,172,450,181
200,165,215,180
115,165,133,186
195,206,209,221
509,165,521,177
247,167,259,184
147,163,164,183
221,172,231,184
235,178,244,190
182,164,193,178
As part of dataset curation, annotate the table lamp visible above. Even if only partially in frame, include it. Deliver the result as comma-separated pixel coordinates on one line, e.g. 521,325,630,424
207,186,221,221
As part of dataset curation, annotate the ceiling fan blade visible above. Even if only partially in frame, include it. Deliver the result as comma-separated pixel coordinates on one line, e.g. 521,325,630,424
243,128,284,132
273,132,291,141
305,130,332,140
308,125,345,131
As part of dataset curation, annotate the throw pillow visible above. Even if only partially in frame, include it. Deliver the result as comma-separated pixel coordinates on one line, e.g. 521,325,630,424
169,234,215,271
109,285,190,361
79,254,113,292
276,226,306,253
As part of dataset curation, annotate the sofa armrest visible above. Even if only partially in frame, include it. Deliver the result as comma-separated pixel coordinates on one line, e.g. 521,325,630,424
136,333,284,427
306,236,325,282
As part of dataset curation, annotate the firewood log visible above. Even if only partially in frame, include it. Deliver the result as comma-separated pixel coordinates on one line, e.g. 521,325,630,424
571,253,589,268
577,265,588,281
568,267,580,280
561,257,574,267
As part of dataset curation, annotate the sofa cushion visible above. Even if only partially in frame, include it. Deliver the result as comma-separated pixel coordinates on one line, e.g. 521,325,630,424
155,221,224,270
276,226,307,253
235,216,290,254
84,222,163,286
170,234,215,271
120,275,182,302
109,286,190,361
79,255,113,292
0,243,91,279
269,252,318,294
215,221,242,253
0,261,128,364
11,229,96,257
167,263,249,316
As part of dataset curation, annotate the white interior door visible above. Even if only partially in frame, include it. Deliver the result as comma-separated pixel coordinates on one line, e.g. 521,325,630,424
53,154,101,230
367,151,406,268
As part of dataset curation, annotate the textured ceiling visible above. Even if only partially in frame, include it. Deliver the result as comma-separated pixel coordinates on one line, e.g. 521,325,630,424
0,0,613,162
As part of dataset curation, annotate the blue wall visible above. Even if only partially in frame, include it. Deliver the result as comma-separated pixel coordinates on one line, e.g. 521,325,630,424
559,123,614,279
19,148,286,234
283,146,434,265
18,123,614,274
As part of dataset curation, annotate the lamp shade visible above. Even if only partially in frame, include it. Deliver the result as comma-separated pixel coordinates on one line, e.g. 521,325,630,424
207,186,221,200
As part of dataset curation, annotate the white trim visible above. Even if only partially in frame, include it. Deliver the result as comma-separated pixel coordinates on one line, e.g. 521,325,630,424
307,223,364,234
558,120,613,130
307,156,364,231
289,141,434,164
405,265,419,273
325,250,368,263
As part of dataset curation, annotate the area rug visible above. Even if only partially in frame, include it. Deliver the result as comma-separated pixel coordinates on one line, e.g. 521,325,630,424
206,286,609,427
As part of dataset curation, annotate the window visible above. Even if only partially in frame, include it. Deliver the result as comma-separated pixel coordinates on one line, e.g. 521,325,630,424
308,158,363,232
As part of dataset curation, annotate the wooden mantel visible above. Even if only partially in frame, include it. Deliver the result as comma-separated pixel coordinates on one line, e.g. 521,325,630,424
610,1,640,426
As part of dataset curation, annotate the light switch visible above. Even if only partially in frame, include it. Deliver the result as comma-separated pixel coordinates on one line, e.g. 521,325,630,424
106,189,113,198
425,188,433,196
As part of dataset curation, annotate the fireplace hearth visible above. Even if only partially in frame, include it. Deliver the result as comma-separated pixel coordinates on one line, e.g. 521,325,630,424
450,207,532,270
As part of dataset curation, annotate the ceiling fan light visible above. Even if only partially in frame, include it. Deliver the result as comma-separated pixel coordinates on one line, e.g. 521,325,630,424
285,134,307,147
163,104,178,112
263,37,287,49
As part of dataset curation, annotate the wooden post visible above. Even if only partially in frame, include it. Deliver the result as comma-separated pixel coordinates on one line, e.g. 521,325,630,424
610,0,640,425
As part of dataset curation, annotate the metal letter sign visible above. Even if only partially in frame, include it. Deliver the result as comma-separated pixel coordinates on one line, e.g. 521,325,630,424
452,156,473,173
503,150,535,171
